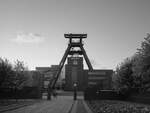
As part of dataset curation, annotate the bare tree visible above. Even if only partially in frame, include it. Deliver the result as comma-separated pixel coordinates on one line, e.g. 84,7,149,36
12,60,28,100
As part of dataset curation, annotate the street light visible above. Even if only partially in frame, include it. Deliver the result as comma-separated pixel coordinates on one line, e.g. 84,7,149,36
73,82,77,100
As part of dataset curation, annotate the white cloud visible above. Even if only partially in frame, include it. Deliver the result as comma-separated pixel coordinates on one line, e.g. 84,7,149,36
13,32,45,43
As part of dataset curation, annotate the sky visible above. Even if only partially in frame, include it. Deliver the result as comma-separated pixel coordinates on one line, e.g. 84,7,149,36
0,0,150,70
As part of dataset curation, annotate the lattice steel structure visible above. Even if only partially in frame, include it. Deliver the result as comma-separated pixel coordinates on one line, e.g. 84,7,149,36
49,33,93,91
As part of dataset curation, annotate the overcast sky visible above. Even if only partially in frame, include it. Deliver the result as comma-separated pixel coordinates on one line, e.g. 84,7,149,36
0,0,150,70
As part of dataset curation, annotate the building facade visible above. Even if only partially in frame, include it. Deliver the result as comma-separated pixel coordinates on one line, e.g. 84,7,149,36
65,56,113,91
65,56,85,91
36,65,63,98
83,70,113,90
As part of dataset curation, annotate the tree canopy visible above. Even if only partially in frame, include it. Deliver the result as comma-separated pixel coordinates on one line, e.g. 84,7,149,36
114,34,150,94
0,58,28,90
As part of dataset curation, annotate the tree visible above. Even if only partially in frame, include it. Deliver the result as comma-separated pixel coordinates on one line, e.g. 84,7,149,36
0,58,29,99
0,58,13,89
137,34,150,70
114,33,150,94
135,33,150,92
114,58,134,95
12,60,28,90
10,60,29,100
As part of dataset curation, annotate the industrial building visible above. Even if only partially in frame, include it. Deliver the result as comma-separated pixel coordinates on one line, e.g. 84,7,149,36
65,56,113,91
83,70,113,90
35,34,113,96
65,57,85,91
36,65,63,98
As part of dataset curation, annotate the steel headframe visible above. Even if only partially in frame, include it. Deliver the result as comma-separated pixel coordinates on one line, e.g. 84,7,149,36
50,33,93,89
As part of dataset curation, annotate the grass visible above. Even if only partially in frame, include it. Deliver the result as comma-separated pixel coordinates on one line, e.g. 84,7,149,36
87,100,150,113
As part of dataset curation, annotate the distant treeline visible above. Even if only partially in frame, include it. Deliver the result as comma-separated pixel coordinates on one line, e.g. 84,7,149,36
0,59,43,99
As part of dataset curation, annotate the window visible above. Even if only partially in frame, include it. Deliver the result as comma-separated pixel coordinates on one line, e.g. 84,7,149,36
73,60,78,65
44,81,49,88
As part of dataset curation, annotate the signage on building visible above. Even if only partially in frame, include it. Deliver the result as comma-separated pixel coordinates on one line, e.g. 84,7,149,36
88,71,106,75
44,81,49,88
88,82,97,85
88,76,106,80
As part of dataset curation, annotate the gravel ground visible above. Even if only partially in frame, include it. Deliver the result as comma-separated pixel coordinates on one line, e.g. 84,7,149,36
87,100,150,113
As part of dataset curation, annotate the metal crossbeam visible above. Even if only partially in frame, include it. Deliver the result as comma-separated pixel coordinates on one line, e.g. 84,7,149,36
64,34,87,38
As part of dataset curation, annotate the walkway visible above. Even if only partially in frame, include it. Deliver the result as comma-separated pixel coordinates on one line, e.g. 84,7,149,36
71,99,92,113
1,96,93,113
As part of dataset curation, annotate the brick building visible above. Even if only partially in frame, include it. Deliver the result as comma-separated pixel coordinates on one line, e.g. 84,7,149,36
65,57,113,91
83,70,113,90
36,65,63,98
65,57,85,91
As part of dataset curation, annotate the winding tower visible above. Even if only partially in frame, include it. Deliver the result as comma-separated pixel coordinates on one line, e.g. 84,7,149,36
49,33,93,91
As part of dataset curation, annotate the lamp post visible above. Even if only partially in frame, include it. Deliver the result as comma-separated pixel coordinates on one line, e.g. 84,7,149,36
73,82,77,100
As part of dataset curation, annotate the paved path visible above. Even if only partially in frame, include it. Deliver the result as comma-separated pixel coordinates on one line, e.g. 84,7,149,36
76,100,88,113
3,96,74,113
71,99,93,113
1,96,92,113
0,100,42,113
